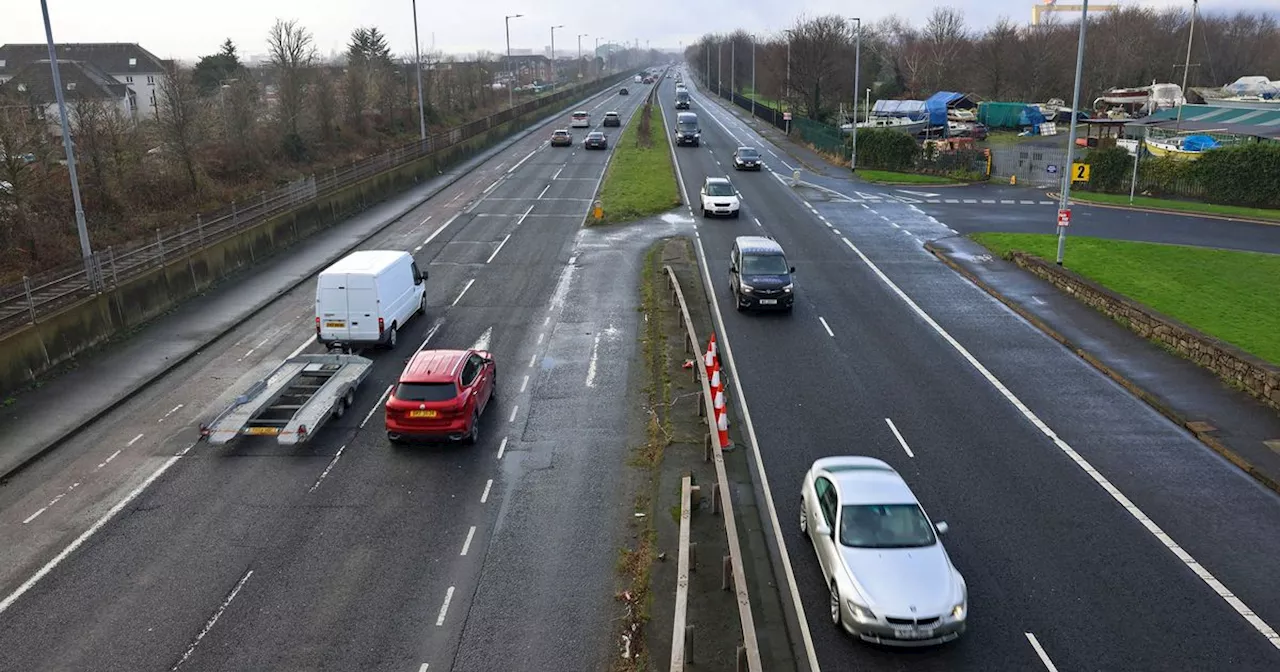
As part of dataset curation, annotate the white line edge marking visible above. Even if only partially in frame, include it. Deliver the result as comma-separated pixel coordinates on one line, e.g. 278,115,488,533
435,586,455,626
690,236,821,670
417,321,443,351
424,212,461,247
127,433,144,446
308,444,347,493
287,335,316,359
508,405,518,423
170,569,254,671
480,479,493,503
817,317,834,337
884,418,915,458
460,526,477,556
419,665,430,672
1025,633,1060,672
486,234,512,264
360,385,394,428
585,333,602,387
497,436,508,460
537,184,550,199
452,279,475,307
836,234,1280,649
21,508,46,524
520,375,529,393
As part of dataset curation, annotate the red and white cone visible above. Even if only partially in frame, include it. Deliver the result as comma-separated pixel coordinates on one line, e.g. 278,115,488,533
716,408,730,448
710,364,722,398
703,347,716,382
707,333,717,360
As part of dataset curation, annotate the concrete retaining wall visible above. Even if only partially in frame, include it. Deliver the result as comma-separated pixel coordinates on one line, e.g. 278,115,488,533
1009,251,1280,412
0,80,621,397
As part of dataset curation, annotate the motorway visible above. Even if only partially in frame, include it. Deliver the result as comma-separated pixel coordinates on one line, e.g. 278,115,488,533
0,75,683,671
660,72,1280,670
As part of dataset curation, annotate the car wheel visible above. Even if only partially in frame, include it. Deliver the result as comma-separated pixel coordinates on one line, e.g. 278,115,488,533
734,288,745,312
387,432,403,445
830,582,843,627
465,411,480,445
701,208,709,218
732,210,741,219
799,500,808,535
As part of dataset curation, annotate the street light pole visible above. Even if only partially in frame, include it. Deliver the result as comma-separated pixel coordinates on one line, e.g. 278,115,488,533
751,34,756,118
1056,0,1090,266
850,17,861,172
731,38,735,96
718,41,722,97
595,37,602,77
551,25,563,91
39,0,95,290
505,13,523,109
578,33,588,80
412,0,427,140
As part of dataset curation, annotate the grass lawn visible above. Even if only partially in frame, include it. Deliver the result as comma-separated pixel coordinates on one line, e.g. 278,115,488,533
1070,191,1280,223
595,103,681,224
972,233,1280,365
856,169,961,185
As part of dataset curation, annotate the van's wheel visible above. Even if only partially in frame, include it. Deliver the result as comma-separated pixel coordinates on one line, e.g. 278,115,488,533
386,324,398,349
465,411,480,445
417,293,426,315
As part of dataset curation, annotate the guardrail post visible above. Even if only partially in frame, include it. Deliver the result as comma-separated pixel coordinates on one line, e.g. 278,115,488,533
196,213,204,245
737,646,747,672
685,625,694,664
722,555,733,590
23,276,36,321
711,482,721,515
107,246,117,286
156,228,165,265
231,201,238,227
705,433,713,463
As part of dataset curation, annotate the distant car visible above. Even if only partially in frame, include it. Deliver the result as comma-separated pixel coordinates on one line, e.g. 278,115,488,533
699,176,739,218
800,456,967,647
385,349,497,445
603,111,621,127
551,129,573,147
620,87,629,95
584,131,608,150
571,110,590,128
733,146,763,171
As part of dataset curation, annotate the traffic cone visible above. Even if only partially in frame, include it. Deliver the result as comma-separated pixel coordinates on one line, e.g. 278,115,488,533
707,333,717,360
716,408,730,448
710,363,722,398
703,347,715,382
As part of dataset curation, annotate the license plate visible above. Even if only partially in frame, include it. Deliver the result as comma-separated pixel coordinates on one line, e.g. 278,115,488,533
759,299,777,305
892,626,933,639
408,410,438,418
325,321,345,328
246,426,279,435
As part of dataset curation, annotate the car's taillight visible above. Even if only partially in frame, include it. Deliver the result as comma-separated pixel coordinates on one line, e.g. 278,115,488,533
315,317,321,335
378,317,385,334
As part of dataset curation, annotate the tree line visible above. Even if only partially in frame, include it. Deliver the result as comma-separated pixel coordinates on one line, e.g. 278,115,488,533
684,6,1280,125
0,18,614,282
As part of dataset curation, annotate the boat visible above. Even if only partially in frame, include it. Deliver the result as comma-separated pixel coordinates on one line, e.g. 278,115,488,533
1193,76,1280,108
1144,134,1220,160
848,116,928,135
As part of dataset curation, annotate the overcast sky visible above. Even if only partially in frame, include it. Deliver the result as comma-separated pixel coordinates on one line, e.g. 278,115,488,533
1,0,1273,62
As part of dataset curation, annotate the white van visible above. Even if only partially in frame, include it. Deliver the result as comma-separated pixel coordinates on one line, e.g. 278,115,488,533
316,250,427,350
634,74,643,84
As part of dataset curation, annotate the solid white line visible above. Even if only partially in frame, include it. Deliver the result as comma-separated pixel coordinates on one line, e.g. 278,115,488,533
360,385,394,428
418,321,442,351
836,234,1280,650
460,526,477,556
21,508,46,525
884,418,915,458
128,433,144,446
480,479,493,503
497,436,508,459
171,569,254,671
508,148,538,174
818,317,834,337
486,235,512,264
0,451,187,614
656,95,691,205
537,184,550,199
308,444,347,493
435,586,455,626
452,279,475,306
424,213,462,247
1025,633,1059,672
287,335,316,359
690,236,821,671
419,665,430,672
483,179,501,194
585,333,602,387
508,405,518,423
551,166,563,180
515,203,535,225
520,375,529,393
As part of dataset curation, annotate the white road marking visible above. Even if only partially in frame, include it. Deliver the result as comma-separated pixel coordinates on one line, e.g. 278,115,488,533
1025,633,1059,672
360,385,394,428
419,665,430,672
963,199,977,203
520,375,529,393
287,335,316,359
435,586,455,626
543,315,551,327
414,245,423,253
171,569,254,671
884,418,915,458
424,212,462,247
158,404,184,422
835,234,1280,650
528,354,537,367
585,333,602,387
982,199,995,204
460,526,477,556
515,203,536,226
536,333,544,345
452,279,475,306
471,326,492,352
481,479,493,503
100,449,122,467
21,508,46,524
483,179,502,194
551,166,563,180
1020,199,1035,204
754,217,762,227
818,317,834,337
537,184,550,199
945,199,959,203
418,214,433,229
448,193,462,204
308,444,347,493
1001,199,1015,204
128,433,144,446
418,322,443,351
1039,200,1055,205
497,437,508,459
508,405,518,423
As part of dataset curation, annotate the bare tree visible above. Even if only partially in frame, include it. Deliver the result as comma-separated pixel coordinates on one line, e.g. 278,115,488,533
267,18,316,142
312,68,338,142
975,18,1020,99
155,64,207,194
220,77,262,169
788,15,852,120
922,7,969,93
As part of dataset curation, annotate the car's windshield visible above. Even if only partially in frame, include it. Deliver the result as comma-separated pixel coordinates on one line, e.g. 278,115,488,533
678,121,697,131
394,382,458,402
839,504,937,548
706,182,735,197
740,253,788,275
738,148,758,158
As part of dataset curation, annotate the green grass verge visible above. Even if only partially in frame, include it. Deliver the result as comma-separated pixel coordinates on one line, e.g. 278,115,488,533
1070,191,1280,223
595,103,681,224
971,233,1280,365
856,169,961,185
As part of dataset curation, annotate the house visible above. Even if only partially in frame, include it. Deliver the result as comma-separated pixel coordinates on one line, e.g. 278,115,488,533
498,54,551,86
0,59,136,135
0,43,169,118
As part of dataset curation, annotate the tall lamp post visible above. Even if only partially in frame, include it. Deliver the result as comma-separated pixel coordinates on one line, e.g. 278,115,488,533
595,37,602,77
578,33,588,80
849,17,861,172
40,0,96,289
550,24,564,91
784,29,792,135
1056,0,1090,265
717,40,723,97
750,34,756,118
505,13,523,109
412,0,427,140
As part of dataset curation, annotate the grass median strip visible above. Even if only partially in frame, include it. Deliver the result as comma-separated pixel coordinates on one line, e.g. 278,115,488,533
856,169,962,185
1068,191,1280,223
594,101,681,224
972,232,1280,365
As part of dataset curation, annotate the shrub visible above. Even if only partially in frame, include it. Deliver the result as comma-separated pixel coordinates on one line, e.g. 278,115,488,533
1081,146,1133,192
1191,143,1280,209
856,128,919,171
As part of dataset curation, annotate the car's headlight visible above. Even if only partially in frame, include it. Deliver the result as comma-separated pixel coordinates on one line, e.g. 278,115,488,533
951,601,966,621
846,600,877,623
739,283,754,292
782,283,793,293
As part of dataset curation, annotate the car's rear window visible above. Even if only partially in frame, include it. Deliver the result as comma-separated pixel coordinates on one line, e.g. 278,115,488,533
394,382,457,401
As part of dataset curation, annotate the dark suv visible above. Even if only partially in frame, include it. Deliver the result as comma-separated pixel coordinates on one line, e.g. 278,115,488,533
729,236,795,312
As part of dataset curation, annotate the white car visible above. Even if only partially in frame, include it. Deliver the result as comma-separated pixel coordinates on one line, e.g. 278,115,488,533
699,177,740,218
800,456,967,647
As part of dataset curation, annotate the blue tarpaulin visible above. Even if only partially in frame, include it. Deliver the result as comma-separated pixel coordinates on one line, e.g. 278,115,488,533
925,91,968,127
1018,106,1047,129
1180,135,1221,151
872,99,927,119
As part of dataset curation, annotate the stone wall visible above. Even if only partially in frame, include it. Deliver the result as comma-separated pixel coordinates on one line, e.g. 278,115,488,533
1009,251,1280,412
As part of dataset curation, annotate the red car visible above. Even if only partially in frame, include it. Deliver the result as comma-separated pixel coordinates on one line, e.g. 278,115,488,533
385,349,497,444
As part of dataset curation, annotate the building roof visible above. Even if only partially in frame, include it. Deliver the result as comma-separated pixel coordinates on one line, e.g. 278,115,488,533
0,59,129,102
0,43,168,75
1126,104,1280,140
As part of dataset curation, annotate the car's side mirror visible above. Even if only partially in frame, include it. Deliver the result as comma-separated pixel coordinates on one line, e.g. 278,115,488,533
935,521,949,535
812,517,831,537
729,265,737,273
789,266,796,274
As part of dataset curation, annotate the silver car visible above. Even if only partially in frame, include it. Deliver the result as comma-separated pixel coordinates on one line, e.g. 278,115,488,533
800,456,967,646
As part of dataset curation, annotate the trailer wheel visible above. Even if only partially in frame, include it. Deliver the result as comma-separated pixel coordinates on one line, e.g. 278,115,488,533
343,388,355,407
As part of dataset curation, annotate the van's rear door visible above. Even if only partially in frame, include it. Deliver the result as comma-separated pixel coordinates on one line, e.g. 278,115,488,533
317,275,353,342
344,275,380,342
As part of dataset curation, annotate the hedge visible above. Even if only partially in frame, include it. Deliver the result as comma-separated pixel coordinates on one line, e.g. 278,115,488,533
853,128,987,181
1081,142,1280,209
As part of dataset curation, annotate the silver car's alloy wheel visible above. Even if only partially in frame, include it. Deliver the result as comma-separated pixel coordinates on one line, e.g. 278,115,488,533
799,501,808,534
829,583,841,625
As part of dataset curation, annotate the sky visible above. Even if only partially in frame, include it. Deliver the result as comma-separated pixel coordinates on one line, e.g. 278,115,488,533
1,0,1274,63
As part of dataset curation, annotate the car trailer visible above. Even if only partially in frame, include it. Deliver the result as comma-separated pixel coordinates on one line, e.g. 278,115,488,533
199,354,373,445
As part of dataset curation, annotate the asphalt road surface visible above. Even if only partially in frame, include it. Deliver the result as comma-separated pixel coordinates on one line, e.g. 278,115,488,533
662,71,1280,671
0,77,691,671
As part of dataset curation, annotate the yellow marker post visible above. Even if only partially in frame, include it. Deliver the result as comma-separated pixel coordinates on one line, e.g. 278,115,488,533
593,199,604,220
1071,162,1090,182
